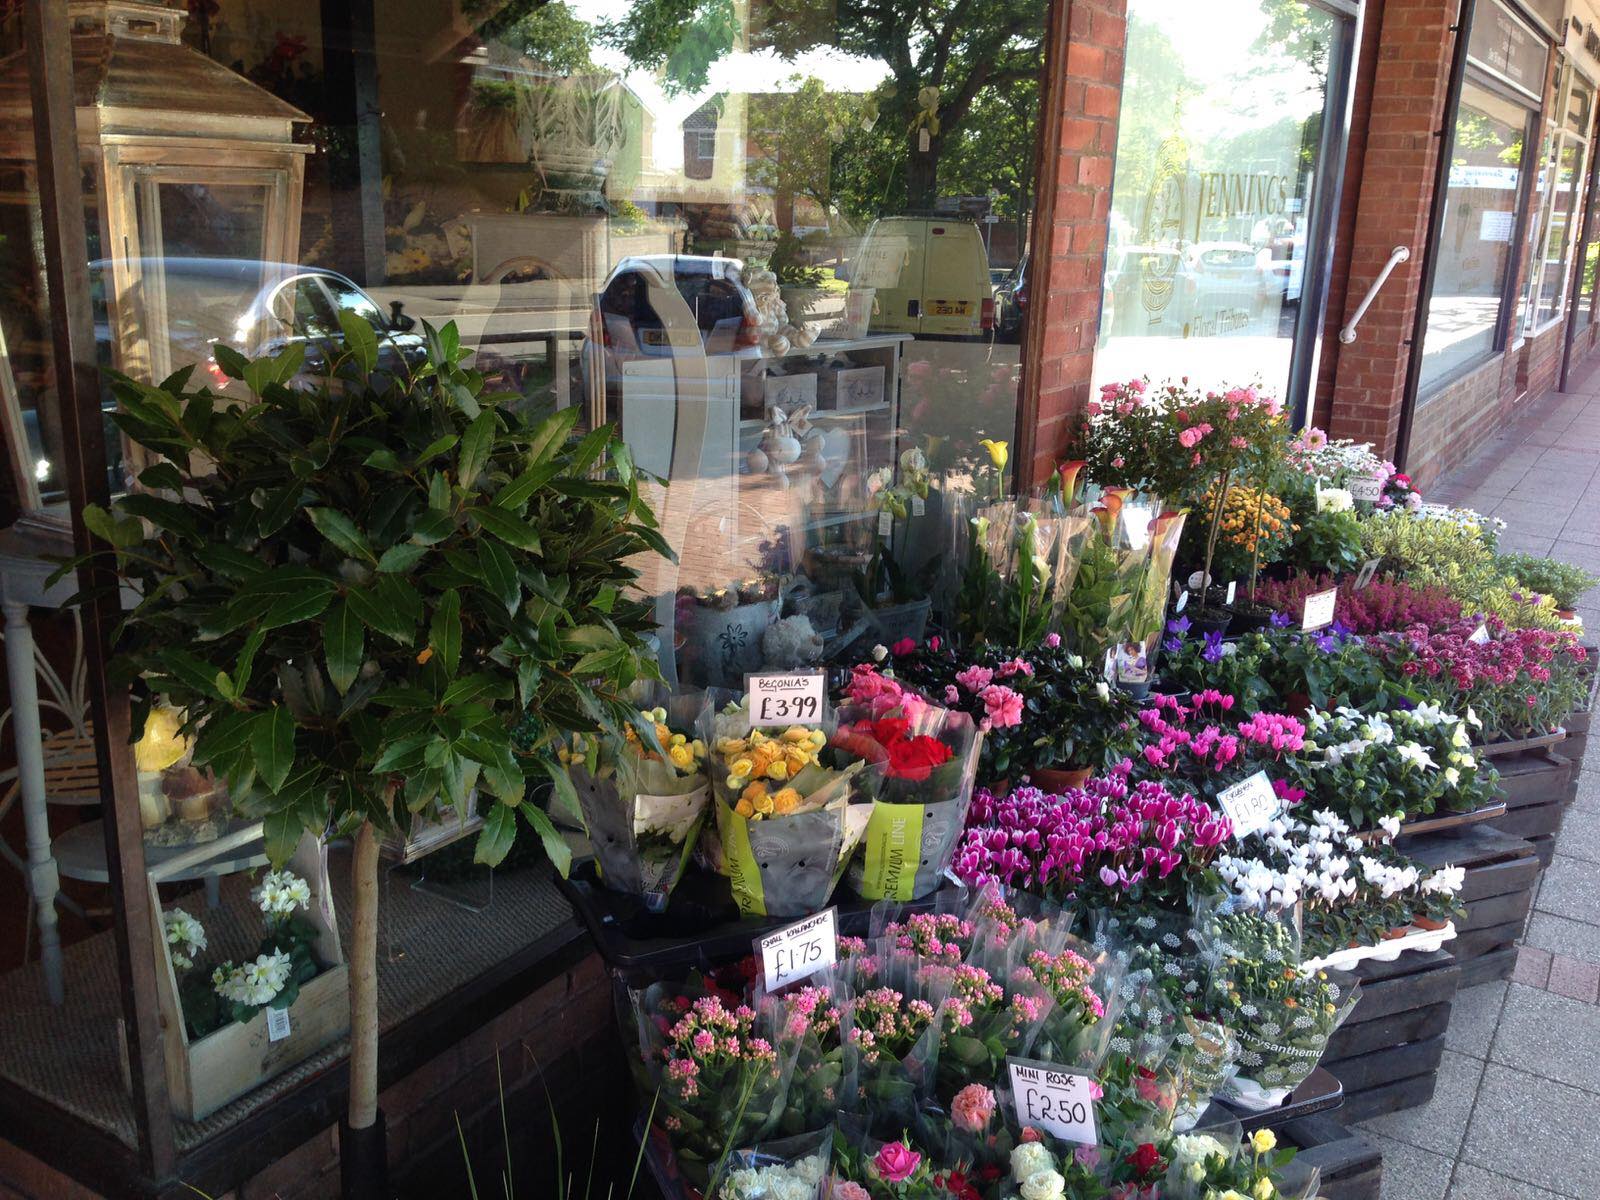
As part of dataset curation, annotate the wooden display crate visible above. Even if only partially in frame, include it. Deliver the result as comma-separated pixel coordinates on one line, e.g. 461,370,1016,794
1486,749,1575,867
1322,949,1460,1122
1279,1115,1382,1200
1399,824,1540,987
134,826,350,1121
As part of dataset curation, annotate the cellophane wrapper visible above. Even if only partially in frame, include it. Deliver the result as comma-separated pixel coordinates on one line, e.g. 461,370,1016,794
837,948,946,1139
702,695,885,917
755,968,854,1138
714,1126,833,1200
627,981,800,1189
1164,1118,1322,1200
839,704,981,901
571,690,712,908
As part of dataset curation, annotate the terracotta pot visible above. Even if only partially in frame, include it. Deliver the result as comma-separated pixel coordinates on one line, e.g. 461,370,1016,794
1283,691,1312,716
1559,608,1578,621
1032,766,1092,793
1411,915,1449,932
1381,926,1411,941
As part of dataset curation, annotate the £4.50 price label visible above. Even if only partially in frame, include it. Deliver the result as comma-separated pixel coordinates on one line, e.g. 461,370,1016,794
1008,1058,1098,1146
746,671,826,728
757,908,837,991
1351,476,1383,503
1218,769,1279,839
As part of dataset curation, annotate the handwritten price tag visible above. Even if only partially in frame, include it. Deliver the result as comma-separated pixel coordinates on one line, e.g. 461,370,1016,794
1008,1059,1098,1146
746,671,825,728
1301,587,1338,632
1351,477,1383,503
266,1005,292,1043
1218,770,1280,839
757,908,837,991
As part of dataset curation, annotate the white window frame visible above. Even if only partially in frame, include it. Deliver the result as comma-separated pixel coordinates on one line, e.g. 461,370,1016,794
1522,61,1594,335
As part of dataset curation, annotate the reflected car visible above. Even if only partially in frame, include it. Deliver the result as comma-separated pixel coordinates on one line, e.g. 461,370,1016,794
581,253,763,397
89,257,426,396
993,254,1029,343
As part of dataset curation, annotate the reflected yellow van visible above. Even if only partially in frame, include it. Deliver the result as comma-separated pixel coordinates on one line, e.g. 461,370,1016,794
851,216,995,338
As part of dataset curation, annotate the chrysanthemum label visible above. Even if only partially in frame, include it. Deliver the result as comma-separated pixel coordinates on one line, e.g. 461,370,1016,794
1007,1058,1098,1145
757,907,837,990
1218,770,1280,839
266,1006,291,1043
1301,588,1338,632
745,671,826,728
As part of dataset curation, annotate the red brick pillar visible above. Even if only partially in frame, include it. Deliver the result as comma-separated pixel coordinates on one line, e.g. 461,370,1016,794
1324,0,1460,457
1018,0,1127,489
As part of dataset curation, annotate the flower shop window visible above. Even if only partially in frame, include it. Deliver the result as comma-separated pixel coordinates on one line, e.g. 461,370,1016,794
1416,69,1542,394
1520,62,1593,335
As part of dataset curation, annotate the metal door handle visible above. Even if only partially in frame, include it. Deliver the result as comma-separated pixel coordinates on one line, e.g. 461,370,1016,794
1339,246,1410,344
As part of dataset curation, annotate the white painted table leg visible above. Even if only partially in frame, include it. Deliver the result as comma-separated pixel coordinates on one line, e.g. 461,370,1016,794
4,600,63,1005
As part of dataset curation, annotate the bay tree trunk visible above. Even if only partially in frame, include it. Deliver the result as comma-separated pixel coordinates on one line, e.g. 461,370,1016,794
906,133,940,211
349,820,380,1127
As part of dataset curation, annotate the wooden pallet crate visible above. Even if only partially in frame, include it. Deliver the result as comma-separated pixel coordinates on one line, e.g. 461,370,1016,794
1398,824,1539,987
1279,1114,1381,1200
1486,749,1574,868
1322,949,1460,1122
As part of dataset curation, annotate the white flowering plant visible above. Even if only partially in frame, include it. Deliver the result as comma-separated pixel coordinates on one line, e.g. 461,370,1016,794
163,908,207,972
1292,704,1498,828
1164,1125,1315,1200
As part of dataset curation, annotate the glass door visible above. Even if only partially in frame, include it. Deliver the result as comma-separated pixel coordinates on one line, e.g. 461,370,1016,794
1091,0,1357,420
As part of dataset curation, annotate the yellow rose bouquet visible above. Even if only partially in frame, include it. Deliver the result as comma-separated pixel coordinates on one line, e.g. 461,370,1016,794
563,689,712,910
702,695,886,917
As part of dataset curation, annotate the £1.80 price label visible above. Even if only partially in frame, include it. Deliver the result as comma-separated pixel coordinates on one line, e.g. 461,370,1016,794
757,908,837,991
1008,1059,1098,1145
1218,769,1280,839
746,671,826,728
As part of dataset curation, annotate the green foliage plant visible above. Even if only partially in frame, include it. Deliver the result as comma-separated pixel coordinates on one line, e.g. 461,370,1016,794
71,316,670,1141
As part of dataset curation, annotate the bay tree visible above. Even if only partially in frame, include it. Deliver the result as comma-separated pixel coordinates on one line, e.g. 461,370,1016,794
69,315,669,1161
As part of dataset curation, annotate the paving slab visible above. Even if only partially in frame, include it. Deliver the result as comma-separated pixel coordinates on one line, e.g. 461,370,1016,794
1488,983,1600,1092
1523,911,1600,965
1459,1065,1600,1196
1370,1130,1453,1200
1357,1050,1485,1158
1448,1161,1577,1199
1527,854,1600,926
1444,981,1507,1060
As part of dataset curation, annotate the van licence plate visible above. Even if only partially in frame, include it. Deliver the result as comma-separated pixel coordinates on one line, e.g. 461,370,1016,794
930,300,970,316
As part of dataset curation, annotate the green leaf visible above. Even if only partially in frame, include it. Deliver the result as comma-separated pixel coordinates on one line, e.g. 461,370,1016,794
474,802,518,867
243,342,306,395
347,582,417,645
156,649,226,699
82,503,144,549
377,542,429,573
117,493,203,540
259,586,335,630
263,807,302,868
232,628,266,697
372,733,434,774
440,673,512,709
255,483,305,538
337,308,380,373
194,544,267,580
251,707,296,793
416,434,459,465
409,510,455,546
469,505,542,553
476,539,520,615
324,599,363,695
212,343,249,381
137,463,186,492
308,507,376,563
523,793,573,878
525,406,580,466
471,737,525,805
430,588,462,676
492,460,563,511
458,411,496,491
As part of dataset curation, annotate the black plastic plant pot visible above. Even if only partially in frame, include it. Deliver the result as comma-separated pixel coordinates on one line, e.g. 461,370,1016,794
340,1110,389,1200
1225,601,1274,636
1187,605,1233,638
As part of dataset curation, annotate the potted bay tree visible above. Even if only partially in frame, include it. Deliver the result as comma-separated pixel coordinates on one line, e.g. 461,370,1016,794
70,315,669,1197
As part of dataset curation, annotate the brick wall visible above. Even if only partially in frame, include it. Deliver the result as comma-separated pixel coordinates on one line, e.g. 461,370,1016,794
1405,354,1513,489
1019,0,1127,487
1520,317,1568,399
1324,0,1461,458
0,952,617,1200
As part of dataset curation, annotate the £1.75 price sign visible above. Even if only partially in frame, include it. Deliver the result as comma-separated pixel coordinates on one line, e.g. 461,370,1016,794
756,908,838,991
746,670,826,728
1008,1058,1098,1145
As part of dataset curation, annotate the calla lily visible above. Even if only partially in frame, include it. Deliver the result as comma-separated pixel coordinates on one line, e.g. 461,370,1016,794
979,438,1009,470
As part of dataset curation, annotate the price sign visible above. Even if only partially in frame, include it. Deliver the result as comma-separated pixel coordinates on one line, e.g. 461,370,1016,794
757,908,837,991
878,510,893,536
1351,476,1383,503
1174,588,1190,614
746,671,825,728
1225,580,1238,606
912,495,926,517
1469,623,1491,645
1008,1059,1098,1146
266,1005,292,1043
1301,587,1338,632
1354,558,1382,591
1218,770,1280,839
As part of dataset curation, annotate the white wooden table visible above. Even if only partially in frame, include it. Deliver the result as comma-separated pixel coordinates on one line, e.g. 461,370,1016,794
0,524,78,1004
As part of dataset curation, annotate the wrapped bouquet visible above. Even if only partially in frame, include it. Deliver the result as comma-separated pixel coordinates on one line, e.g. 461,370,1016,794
565,691,711,908
705,697,884,917
1212,912,1360,1109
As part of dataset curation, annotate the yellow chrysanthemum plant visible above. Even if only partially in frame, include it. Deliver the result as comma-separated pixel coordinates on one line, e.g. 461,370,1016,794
560,689,714,909
703,693,886,917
